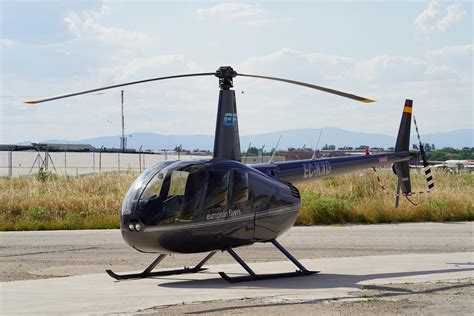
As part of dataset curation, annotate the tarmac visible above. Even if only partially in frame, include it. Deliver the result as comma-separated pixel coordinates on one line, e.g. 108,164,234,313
1,223,473,314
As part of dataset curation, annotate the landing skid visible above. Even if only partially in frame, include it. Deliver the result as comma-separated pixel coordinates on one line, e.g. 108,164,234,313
106,251,217,280
219,239,319,283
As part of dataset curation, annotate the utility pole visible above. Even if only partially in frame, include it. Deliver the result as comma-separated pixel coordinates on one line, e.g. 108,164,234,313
120,89,126,151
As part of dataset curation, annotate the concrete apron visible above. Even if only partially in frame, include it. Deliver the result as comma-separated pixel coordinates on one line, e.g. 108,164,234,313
2,252,473,314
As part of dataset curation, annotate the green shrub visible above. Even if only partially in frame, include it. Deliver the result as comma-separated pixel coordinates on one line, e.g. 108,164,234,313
303,193,352,224
26,206,50,222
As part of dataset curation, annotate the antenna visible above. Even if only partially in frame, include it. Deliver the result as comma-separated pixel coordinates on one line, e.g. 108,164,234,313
259,145,265,163
269,135,282,164
120,90,126,151
311,129,323,160
243,142,251,164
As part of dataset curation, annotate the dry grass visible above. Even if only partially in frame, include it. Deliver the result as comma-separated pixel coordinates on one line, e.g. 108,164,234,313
296,169,474,225
0,169,472,231
0,172,137,231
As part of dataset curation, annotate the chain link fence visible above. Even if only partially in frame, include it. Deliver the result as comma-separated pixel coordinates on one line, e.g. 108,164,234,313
0,151,212,177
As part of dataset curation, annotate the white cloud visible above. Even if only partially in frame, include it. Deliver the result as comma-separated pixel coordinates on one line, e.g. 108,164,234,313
194,3,282,27
415,1,466,33
239,49,430,83
0,38,16,47
353,55,426,82
239,48,353,83
64,4,154,48
98,54,189,82
194,3,262,19
437,3,466,31
425,44,473,79
415,0,440,33
426,44,474,58
235,48,472,137
242,17,288,27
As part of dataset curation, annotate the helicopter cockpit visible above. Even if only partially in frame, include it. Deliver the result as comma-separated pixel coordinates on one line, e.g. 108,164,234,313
121,159,253,231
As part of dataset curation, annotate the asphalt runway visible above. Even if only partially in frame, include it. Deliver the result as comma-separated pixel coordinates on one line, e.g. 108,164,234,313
1,223,473,314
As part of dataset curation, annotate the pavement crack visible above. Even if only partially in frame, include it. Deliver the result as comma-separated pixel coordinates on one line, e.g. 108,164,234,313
0,246,98,257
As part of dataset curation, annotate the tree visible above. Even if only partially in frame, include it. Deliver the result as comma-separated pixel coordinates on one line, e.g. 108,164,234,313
322,144,336,150
246,146,258,156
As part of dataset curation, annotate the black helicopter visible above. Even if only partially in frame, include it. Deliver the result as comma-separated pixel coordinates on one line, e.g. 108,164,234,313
26,66,419,283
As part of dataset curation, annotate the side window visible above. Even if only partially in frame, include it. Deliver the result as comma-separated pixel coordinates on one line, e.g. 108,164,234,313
203,169,230,209
156,171,189,224
168,171,189,197
230,170,249,204
180,169,206,220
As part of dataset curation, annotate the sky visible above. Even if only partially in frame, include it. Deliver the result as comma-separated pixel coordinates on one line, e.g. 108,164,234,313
0,0,472,144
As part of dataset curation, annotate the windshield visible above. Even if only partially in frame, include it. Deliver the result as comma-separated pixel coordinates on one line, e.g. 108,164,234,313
135,168,193,225
121,160,177,216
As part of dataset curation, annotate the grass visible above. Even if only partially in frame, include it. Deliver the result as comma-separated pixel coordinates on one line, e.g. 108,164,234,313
296,170,474,225
0,172,135,231
0,169,472,230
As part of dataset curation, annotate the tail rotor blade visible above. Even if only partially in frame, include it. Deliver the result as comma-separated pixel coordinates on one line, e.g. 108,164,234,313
237,73,375,103
413,115,434,191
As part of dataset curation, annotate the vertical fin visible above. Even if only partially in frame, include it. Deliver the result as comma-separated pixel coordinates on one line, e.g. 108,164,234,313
395,99,412,152
393,99,413,194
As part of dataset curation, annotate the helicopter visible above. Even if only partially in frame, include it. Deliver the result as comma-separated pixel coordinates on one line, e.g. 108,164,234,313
26,66,421,283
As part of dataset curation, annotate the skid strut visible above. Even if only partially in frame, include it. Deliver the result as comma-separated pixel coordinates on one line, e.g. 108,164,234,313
106,251,217,280
219,239,319,283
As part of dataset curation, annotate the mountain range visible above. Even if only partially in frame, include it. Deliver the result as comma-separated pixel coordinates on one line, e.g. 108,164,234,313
26,127,472,151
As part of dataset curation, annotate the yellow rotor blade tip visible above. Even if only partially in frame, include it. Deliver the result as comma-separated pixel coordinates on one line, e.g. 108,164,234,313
24,100,38,104
362,99,376,103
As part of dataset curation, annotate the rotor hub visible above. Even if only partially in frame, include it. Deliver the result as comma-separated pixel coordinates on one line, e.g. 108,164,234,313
215,66,237,90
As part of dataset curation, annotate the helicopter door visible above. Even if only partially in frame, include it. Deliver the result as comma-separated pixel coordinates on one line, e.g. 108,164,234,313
228,169,251,220
250,172,281,240
199,169,230,222
225,168,253,239
197,168,253,239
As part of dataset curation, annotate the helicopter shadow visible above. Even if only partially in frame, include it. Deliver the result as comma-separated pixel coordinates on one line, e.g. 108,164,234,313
158,265,474,290
163,277,473,315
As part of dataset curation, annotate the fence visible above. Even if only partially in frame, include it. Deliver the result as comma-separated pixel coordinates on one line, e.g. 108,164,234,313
0,151,286,177
0,151,212,177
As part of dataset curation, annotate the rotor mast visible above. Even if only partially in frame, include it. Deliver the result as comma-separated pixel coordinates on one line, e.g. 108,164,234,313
213,66,241,161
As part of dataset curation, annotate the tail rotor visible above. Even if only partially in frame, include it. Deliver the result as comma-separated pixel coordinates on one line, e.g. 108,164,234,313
413,116,435,192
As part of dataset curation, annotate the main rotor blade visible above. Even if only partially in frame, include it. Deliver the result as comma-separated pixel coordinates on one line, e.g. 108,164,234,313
24,72,216,104
237,73,375,103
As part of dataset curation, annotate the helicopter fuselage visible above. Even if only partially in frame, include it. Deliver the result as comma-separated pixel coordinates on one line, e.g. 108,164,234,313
121,152,410,254
121,159,300,253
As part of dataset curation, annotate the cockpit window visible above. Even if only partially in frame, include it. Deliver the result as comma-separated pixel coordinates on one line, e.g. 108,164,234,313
168,171,189,197
231,170,249,204
203,169,230,209
121,160,176,215
141,171,166,199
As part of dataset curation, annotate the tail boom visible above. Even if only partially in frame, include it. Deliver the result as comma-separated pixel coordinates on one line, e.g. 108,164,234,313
253,152,410,184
